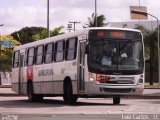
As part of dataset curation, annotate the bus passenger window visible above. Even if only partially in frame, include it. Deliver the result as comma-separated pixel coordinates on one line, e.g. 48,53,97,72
27,47,35,66
13,51,19,68
44,43,54,63
35,45,44,65
65,38,78,61
55,40,65,62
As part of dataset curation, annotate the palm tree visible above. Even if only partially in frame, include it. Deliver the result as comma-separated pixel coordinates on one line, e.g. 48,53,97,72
85,13,106,27
135,24,158,85
50,26,64,36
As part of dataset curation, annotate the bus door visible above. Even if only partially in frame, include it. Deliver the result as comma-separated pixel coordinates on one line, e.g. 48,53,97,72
78,40,86,93
18,53,24,94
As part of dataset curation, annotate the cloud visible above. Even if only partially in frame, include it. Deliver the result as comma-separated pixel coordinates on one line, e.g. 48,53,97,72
0,1,47,34
0,0,159,34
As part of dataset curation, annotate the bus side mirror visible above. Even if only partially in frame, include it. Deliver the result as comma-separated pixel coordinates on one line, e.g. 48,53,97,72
85,44,89,54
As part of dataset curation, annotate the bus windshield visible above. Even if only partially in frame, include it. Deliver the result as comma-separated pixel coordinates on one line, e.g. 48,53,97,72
88,36,144,75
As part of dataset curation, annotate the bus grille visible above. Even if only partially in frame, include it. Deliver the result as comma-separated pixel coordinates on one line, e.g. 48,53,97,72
99,76,135,84
102,88,133,93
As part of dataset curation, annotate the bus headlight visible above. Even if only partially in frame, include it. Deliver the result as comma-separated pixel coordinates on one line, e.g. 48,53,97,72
88,73,95,82
138,74,144,84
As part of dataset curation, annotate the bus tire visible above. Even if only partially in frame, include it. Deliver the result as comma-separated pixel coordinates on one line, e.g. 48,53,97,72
63,81,77,105
35,94,43,102
27,82,43,102
113,97,120,105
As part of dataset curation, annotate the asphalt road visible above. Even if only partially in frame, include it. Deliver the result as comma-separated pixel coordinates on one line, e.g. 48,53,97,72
2,114,159,120
0,88,160,120
0,96,160,120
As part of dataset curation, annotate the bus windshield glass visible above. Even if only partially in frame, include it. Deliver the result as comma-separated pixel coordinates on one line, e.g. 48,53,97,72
88,30,144,75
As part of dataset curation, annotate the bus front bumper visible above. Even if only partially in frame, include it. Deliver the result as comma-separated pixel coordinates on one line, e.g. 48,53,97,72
85,82,144,96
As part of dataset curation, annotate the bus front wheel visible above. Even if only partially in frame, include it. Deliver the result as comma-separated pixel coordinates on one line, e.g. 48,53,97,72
63,81,78,105
113,97,120,105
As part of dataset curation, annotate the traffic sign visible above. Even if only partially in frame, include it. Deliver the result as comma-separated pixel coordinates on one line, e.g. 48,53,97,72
0,41,13,48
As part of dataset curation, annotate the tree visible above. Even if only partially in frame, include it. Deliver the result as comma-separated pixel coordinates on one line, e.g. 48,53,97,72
11,26,64,43
0,35,20,71
85,13,106,27
0,35,20,84
11,27,45,44
135,24,158,85
32,28,48,40
33,26,64,41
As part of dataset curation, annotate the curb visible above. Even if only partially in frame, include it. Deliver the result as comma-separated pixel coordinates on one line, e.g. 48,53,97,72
0,93,25,97
144,88,160,89
0,85,11,88
124,95,160,99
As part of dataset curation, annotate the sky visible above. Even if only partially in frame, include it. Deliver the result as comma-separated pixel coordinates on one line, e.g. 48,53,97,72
0,0,159,35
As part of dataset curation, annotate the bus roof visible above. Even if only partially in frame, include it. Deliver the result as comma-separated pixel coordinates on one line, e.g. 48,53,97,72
13,27,141,51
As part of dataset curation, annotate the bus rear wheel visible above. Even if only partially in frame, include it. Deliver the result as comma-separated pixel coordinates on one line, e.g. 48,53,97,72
113,97,120,105
27,82,43,102
63,82,78,105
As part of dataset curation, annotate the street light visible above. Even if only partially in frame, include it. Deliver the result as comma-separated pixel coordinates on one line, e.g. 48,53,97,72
138,0,141,6
131,9,160,84
47,0,50,37
0,24,4,85
95,0,97,27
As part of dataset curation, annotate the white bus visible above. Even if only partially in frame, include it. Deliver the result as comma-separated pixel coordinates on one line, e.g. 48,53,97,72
12,27,144,105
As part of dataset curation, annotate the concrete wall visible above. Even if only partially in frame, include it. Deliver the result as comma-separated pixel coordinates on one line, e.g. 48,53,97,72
1,72,12,85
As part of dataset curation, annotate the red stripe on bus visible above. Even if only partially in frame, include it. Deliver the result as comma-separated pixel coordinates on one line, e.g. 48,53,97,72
27,66,33,80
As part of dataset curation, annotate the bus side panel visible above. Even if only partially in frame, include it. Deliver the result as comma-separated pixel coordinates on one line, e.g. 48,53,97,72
65,61,78,94
41,63,54,94
53,61,78,95
52,62,65,94
33,65,42,94
11,68,19,93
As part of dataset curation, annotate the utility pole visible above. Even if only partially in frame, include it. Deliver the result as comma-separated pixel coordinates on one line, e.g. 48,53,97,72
139,0,141,6
138,0,141,24
0,24,4,85
47,0,50,37
69,21,80,31
95,0,97,27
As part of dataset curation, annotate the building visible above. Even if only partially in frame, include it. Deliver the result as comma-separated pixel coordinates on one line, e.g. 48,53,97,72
107,20,159,30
